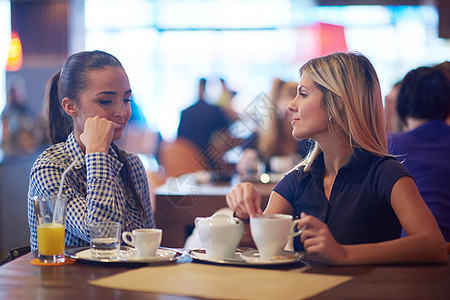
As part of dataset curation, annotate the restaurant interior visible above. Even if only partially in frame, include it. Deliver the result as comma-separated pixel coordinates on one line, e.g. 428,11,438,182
0,0,449,298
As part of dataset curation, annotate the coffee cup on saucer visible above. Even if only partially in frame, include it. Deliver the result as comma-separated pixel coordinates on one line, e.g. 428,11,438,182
122,229,162,257
250,214,302,259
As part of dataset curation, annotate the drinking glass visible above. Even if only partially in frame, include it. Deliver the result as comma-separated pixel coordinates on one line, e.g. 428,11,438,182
89,222,121,259
33,196,68,263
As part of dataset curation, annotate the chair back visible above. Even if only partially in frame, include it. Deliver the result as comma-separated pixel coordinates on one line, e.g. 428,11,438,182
158,138,207,178
0,246,31,265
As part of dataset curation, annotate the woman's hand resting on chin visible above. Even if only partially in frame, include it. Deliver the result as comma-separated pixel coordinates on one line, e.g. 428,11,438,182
80,116,121,154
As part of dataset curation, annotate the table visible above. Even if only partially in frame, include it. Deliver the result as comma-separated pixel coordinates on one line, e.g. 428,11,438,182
0,252,449,299
153,182,275,247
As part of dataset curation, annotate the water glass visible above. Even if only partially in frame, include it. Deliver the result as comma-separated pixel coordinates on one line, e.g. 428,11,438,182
89,222,121,259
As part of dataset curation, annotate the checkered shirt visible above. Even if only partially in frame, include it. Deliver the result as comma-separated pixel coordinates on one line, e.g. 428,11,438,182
28,132,155,250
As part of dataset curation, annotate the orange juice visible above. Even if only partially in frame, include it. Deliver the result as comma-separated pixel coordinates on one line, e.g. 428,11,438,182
37,223,65,256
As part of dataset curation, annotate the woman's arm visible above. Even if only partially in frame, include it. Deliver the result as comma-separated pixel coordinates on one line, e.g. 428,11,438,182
368,176,446,263
78,152,125,230
299,176,447,265
63,117,130,241
68,151,155,242
28,151,132,247
264,191,294,215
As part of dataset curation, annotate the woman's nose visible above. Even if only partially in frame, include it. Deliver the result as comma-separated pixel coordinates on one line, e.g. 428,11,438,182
287,97,298,113
114,102,126,117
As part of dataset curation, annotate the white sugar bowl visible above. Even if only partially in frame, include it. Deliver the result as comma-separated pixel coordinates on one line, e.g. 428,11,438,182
195,214,244,259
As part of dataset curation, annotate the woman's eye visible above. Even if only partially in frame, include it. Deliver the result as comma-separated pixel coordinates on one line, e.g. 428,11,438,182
98,100,112,105
300,93,307,97
123,98,132,103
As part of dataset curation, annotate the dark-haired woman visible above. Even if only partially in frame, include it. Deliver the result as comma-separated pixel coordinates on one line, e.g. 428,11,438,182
27,50,155,250
389,66,450,241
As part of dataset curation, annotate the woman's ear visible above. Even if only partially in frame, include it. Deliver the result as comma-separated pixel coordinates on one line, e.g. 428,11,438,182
61,97,77,117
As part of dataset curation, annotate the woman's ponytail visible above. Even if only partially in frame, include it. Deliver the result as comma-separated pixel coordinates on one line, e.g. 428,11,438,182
44,72,73,144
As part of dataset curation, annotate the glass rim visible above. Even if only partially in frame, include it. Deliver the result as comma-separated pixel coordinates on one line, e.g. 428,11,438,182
88,221,121,227
32,195,68,201
250,214,293,220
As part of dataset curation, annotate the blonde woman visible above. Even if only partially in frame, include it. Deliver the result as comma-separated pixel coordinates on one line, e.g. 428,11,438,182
227,52,446,265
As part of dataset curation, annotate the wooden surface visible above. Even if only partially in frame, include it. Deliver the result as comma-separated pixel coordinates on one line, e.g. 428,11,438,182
0,251,449,299
153,182,274,247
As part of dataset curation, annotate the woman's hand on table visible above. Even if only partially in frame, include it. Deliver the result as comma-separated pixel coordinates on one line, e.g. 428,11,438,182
226,182,263,219
80,116,121,154
299,212,348,264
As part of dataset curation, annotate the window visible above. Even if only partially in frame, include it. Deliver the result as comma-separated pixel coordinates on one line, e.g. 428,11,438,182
85,0,449,140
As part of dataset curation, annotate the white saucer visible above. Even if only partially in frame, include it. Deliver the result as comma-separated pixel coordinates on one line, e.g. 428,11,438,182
119,248,177,262
239,250,302,264
75,249,124,262
74,248,177,263
188,249,245,264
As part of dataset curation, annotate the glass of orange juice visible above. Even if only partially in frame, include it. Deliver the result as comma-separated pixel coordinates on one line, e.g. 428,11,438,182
33,196,68,263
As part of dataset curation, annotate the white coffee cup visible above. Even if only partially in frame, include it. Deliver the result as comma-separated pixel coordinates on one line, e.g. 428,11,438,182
250,214,302,259
122,229,162,257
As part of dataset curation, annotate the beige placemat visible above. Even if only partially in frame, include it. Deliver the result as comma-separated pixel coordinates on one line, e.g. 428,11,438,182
90,264,352,299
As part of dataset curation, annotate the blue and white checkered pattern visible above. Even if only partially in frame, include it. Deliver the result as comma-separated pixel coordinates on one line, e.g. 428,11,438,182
28,133,155,250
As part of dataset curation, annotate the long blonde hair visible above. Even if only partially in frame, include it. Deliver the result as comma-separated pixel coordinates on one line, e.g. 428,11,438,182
297,52,388,171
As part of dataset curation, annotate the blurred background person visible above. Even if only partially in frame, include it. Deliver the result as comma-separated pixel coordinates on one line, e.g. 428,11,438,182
434,61,450,79
116,100,162,160
216,78,238,120
116,100,164,202
1,75,44,155
176,78,235,178
384,81,404,134
433,61,450,126
258,79,305,164
389,66,450,241
237,78,311,181
177,78,230,155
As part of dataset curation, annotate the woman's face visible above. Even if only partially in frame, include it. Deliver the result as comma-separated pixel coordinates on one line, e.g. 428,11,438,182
72,66,132,141
288,74,329,140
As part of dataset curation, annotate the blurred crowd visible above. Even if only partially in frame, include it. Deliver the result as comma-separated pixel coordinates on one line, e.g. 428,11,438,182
1,75,46,156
